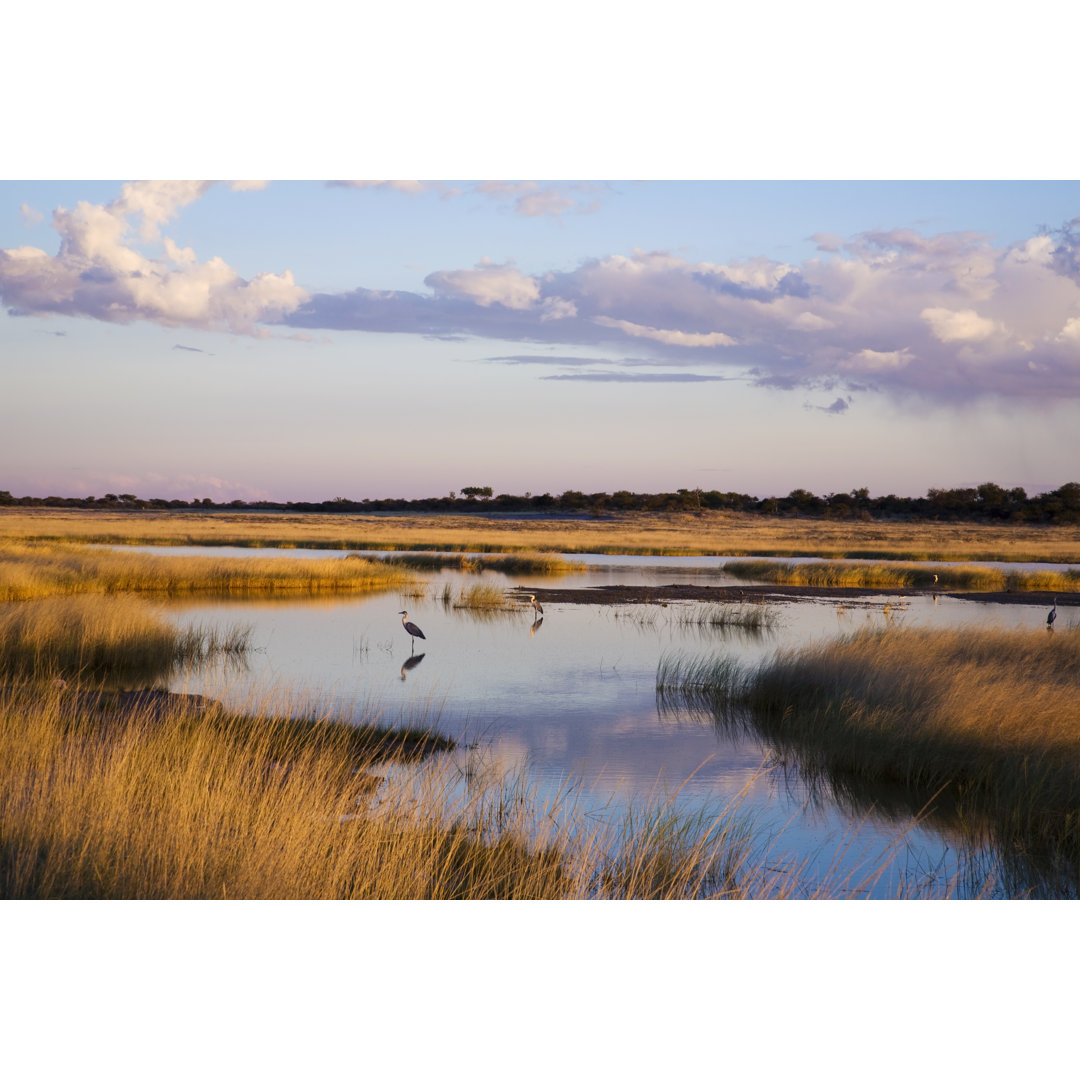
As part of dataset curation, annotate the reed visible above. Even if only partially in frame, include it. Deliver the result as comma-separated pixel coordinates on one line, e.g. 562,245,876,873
671,602,777,631
453,584,512,609
0,542,413,601
0,595,250,681
657,625,1080,896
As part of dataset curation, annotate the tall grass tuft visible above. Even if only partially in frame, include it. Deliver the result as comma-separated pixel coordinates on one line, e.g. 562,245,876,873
657,625,1080,896
453,584,511,609
672,602,777,631
0,595,251,682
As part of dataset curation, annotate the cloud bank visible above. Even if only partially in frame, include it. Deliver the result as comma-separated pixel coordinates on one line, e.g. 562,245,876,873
287,225,1080,403
5,184,1080,405
0,181,306,333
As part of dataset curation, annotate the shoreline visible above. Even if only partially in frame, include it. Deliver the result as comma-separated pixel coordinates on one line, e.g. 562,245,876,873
521,584,1078,606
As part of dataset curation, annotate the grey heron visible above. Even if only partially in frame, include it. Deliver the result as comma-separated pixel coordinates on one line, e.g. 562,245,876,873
398,610,426,650
528,594,544,617
1048,600,1057,628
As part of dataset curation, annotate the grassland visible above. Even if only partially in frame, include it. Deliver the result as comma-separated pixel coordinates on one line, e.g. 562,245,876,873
723,559,1080,592
658,624,1080,897
3,507,1079,563
0,541,413,602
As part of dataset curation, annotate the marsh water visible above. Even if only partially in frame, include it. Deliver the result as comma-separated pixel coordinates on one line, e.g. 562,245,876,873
123,546,1072,898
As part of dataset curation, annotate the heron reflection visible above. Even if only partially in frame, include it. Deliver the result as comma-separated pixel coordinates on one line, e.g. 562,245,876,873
530,616,543,637
400,652,426,681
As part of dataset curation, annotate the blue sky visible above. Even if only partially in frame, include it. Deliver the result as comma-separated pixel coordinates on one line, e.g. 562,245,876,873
3,3,1079,505
3,178,1079,502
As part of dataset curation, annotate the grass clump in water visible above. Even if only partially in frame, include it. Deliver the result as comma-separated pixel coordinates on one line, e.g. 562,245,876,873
673,602,777,631
0,595,250,682
453,584,511,609
379,551,582,576
657,625,1080,896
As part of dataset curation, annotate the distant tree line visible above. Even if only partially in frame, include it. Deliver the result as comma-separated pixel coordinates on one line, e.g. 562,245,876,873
2,482,1079,524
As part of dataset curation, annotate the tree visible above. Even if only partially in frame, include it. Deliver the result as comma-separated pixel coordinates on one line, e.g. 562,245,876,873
460,486,493,500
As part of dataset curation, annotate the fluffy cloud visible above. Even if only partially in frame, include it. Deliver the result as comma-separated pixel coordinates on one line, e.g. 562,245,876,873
0,181,306,333
425,259,541,310
920,306,1000,343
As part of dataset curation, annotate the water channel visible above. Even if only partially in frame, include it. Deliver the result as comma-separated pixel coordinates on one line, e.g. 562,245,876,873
122,546,1074,898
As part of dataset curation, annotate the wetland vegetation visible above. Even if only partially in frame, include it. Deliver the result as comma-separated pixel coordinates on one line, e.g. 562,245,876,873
657,624,1080,897
2,507,1078,898
723,559,1080,593
0,541,414,602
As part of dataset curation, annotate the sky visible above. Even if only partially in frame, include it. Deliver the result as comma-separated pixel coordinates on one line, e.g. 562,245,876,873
3,5,1079,505
4,178,1079,503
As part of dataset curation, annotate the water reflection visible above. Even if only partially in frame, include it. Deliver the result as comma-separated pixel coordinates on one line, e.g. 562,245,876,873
400,653,426,681
151,549,1075,898
658,684,1080,899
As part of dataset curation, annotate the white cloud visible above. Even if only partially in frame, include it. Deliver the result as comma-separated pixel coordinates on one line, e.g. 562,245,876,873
1057,317,1080,345
474,181,603,217
791,311,835,331
330,180,427,194
0,182,307,333
20,203,43,226
112,180,215,239
425,260,540,310
540,297,577,321
921,306,1000,343
593,316,736,347
840,347,914,372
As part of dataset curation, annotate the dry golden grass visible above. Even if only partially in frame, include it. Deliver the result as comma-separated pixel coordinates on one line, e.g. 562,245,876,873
664,624,1080,788
0,594,249,681
723,559,1080,592
3,507,1079,562
660,624,1080,896
0,684,787,900
0,541,412,602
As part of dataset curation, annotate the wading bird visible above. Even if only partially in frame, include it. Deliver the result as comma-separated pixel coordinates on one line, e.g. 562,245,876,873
528,594,544,617
398,610,426,650
1048,600,1057,628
